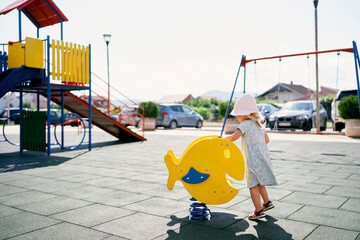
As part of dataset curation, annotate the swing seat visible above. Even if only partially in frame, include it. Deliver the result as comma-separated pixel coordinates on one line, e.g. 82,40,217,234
164,135,245,205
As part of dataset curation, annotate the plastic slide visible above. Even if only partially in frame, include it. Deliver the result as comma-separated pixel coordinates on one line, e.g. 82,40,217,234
0,67,43,98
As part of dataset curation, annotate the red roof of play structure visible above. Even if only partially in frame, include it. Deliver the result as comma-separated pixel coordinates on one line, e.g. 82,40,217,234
0,0,68,28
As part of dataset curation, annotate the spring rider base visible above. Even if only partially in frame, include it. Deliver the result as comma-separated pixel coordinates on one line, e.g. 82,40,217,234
189,197,211,220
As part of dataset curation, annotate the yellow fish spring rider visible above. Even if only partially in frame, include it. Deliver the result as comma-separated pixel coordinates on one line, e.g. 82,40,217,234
164,56,247,220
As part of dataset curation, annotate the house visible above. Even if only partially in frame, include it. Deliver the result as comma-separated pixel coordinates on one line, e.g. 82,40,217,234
23,93,48,108
158,94,194,104
0,93,48,109
0,93,17,110
258,82,338,102
319,86,338,96
294,86,338,101
258,82,314,102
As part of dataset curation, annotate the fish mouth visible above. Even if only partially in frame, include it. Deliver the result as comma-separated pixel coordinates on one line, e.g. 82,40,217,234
182,167,209,184
225,174,238,187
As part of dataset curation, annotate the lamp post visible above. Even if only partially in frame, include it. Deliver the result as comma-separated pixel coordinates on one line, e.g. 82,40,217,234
103,34,111,116
313,0,320,132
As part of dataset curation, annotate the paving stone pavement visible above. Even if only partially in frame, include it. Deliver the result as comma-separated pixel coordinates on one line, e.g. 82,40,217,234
0,127,359,240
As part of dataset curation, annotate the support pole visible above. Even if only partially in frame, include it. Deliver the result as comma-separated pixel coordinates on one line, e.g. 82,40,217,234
352,41,360,115
89,44,92,151
18,10,22,41
19,89,23,152
314,0,320,132
243,65,246,94
61,91,64,148
46,36,51,155
37,92,40,111
106,42,110,116
60,20,63,41
220,55,245,138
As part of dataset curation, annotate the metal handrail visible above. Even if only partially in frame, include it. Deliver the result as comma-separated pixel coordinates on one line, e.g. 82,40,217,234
87,89,145,137
91,72,139,106
91,80,144,116
90,72,145,135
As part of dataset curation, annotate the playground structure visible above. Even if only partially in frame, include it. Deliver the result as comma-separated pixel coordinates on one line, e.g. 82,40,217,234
0,0,146,155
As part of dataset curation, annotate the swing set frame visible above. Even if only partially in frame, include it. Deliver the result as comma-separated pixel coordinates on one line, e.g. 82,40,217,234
241,47,354,94
220,41,360,136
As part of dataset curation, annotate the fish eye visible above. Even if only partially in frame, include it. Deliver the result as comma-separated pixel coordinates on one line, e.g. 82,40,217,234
224,149,230,158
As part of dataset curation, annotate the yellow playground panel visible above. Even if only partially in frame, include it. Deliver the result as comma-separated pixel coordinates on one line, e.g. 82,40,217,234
25,37,44,69
164,135,245,205
8,37,44,69
8,41,24,69
51,40,90,85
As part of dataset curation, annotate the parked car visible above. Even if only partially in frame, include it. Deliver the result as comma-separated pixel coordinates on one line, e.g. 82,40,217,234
257,103,280,126
98,109,120,122
119,106,140,127
0,108,30,124
156,104,203,129
39,109,62,124
331,89,358,132
269,100,327,131
64,112,87,126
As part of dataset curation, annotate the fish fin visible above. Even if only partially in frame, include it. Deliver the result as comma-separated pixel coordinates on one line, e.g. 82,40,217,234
164,152,178,190
167,150,181,164
182,167,209,184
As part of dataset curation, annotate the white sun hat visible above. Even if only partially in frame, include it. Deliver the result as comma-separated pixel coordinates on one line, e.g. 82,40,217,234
230,94,258,116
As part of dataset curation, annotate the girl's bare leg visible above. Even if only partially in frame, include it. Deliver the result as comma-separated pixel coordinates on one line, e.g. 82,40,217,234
258,185,270,204
249,185,262,212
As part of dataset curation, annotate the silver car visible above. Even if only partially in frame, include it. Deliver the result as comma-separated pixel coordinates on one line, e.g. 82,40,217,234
119,106,140,127
156,104,203,129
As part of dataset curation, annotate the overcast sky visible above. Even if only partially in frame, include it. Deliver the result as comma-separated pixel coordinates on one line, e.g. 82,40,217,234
1,0,359,101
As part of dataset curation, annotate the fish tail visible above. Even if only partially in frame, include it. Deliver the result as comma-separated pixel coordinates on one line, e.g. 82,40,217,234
164,150,179,190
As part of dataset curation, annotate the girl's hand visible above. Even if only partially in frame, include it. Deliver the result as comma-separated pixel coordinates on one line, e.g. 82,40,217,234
225,129,242,142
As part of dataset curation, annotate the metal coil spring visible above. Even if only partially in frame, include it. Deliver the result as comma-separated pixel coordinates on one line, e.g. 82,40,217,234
189,197,211,220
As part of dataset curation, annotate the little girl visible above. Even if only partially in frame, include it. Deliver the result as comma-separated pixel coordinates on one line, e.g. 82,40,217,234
225,94,278,220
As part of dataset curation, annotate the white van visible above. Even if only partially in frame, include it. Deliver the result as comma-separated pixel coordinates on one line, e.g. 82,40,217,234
331,89,358,131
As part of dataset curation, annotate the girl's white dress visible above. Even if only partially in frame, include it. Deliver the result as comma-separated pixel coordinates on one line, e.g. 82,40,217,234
238,120,278,188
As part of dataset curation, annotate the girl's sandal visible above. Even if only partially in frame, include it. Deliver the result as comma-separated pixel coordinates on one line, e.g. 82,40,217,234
263,201,274,211
248,209,265,220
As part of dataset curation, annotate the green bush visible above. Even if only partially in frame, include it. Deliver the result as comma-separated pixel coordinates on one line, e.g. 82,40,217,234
50,103,61,109
184,99,212,108
338,95,360,119
218,101,235,119
255,97,282,104
137,102,159,118
193,107,211,120
210,98,219,106
23,101,31,109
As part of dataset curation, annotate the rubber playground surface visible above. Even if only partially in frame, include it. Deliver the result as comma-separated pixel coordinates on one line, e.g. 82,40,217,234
0,127,359,240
